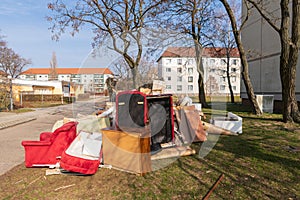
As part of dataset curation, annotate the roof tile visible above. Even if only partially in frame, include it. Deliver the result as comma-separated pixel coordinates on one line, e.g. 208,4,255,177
158,47,240,60
21,68,113,75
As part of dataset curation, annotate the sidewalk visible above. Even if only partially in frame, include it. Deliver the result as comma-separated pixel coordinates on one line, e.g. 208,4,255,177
0,96,109,130
0,111,37,130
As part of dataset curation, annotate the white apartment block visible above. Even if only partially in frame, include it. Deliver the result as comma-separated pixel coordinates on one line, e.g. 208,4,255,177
19,68,113,93
157,47,241,96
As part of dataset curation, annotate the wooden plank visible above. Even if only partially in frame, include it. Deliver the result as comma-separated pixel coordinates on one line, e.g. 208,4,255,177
151,146,196,160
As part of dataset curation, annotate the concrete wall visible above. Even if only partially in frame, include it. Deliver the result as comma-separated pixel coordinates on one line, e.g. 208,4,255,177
241,1,300,101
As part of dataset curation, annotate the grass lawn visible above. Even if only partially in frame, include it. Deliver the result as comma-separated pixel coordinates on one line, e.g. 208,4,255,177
0,103,299,199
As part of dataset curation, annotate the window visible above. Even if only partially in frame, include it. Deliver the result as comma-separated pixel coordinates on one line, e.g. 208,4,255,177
177,67,182,73
177,76,182,82
177,59,182,65
188,85,193,91
231,68,237,73
220,85,225,90
166,85,171,89
188,68,193,74
166,59,172,64
187,59,193,65
231,76,237,82
167,76,171,81
232,86,237,91
222,69,226,74
209,59,215,66
166,68,171,72
232,59,238,65
177,85,182,91
220,76,226,82
221,59,227,65
188,76,193,82
210,68,216,73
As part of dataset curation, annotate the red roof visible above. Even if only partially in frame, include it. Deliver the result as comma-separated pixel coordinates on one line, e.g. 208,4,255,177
158,47,240,61
21,68,113,75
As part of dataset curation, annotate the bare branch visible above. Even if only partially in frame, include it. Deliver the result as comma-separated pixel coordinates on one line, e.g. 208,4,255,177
246,0,280,33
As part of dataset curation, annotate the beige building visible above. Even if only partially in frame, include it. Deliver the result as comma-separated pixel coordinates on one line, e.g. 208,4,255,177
10,79,84,103
20,68,113,94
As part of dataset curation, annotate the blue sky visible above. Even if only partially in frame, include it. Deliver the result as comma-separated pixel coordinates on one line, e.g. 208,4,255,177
0,0,113,69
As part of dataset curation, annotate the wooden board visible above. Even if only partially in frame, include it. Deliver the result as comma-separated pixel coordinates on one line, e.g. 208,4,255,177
151,146,196,160
101,128,152,175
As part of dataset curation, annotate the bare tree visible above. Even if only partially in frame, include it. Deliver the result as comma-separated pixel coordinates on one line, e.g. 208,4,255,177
0,34,6,47
153,0,220,108
0,46,31,110
49,51,58,80
219,0,263,115
221,35,238,103
213,6,239,103
109,54,158,91
47,0,164,89
244,0,300,122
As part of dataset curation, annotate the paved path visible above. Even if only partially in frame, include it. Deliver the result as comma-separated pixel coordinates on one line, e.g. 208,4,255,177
0,96,108,176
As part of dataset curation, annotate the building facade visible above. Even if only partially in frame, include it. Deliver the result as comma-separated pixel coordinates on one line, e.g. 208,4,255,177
241,2,300,103
20,68,113,93
157,47,241,96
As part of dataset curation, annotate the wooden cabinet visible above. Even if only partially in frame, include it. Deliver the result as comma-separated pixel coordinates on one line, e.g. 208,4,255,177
101,127,152,175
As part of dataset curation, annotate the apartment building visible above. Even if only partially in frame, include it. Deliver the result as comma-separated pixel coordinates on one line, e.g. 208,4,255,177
241,2,300,106
157,47,241,96
20,68,113,93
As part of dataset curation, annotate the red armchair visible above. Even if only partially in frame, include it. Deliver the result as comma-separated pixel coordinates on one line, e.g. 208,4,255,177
21,121,77,167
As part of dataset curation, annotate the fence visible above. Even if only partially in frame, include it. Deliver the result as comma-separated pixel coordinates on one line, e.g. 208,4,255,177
19,94,76,105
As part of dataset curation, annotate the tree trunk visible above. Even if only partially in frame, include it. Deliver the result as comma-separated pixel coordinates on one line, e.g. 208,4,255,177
281,64,300,122
280,0,300,123
131,66,138,89
220,0,262,115
194,45,209,108
9,79,13,111
198,76,209,108
226,55,235,103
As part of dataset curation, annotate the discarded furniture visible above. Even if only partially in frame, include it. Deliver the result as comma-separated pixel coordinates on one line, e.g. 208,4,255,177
60,131,102,175
210,112,242,134
256,95,274,113
101,127,152,175
21,121,77,167
174,105,207,143
116,91,174,153
51,116,110,133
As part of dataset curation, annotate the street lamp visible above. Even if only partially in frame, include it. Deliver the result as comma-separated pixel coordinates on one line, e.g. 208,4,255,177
7,75,13,111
